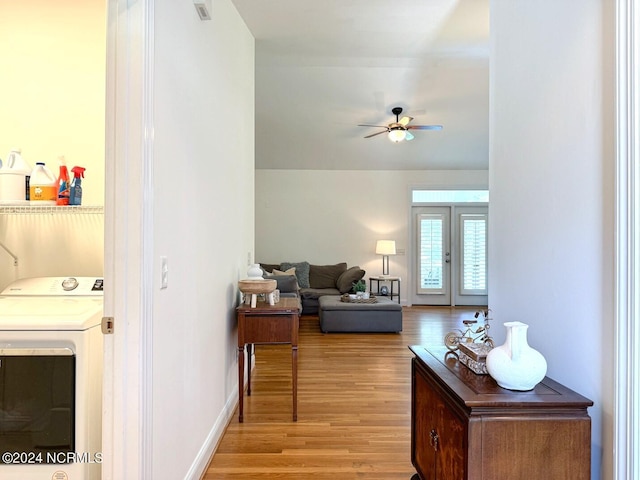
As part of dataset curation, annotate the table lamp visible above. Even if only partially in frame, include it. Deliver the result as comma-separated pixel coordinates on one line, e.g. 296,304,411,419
376,240,396,276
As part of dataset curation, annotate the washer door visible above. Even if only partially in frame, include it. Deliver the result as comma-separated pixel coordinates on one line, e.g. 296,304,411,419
0,348,76,463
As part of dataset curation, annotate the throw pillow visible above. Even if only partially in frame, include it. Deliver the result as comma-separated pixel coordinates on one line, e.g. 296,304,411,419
336,266,366,293
260,263,280,275
309,263,348,289
280,261,311,288
264,274,299,293
272,267,296,276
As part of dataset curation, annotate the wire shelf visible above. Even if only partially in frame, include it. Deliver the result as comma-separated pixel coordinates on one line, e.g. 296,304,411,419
0,205,104,215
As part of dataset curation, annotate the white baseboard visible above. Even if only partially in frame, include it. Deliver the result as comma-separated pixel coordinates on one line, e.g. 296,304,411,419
185,391,237,480
185,354,254,479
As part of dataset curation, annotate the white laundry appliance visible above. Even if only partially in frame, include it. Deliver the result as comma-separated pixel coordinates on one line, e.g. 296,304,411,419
0,276,103,480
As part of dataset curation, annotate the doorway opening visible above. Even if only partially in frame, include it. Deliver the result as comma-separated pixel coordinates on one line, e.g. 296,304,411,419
410,190,488,306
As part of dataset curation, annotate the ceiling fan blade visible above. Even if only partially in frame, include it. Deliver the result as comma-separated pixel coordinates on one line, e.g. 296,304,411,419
399,116,413,126
358,124,389,128
407,125,443,131
405,131,415,141
364,129,389,139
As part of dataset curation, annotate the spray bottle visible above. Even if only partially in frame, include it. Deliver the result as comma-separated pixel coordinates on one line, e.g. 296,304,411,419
69,166,86,206
56,156,70,205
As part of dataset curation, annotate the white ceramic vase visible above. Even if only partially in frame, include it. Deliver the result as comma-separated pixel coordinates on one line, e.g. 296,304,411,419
485,321,547,391
246,263,263,279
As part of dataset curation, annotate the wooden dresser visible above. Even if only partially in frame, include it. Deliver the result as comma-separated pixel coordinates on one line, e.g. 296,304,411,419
409,345,593,480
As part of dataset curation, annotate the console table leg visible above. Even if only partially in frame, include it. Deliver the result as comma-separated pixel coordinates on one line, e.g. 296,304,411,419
238,345,245,423
247,343,253,396
292,345,298,421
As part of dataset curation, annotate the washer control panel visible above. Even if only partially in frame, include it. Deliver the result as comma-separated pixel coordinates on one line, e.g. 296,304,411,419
1,277,104,296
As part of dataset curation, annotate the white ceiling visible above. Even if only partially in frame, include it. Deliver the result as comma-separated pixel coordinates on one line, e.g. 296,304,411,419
230,0,489,170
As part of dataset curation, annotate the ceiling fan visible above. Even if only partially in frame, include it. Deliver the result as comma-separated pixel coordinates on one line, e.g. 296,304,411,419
358,107,443,142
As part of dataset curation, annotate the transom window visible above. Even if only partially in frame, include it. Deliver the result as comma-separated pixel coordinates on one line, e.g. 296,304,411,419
412,190,489,203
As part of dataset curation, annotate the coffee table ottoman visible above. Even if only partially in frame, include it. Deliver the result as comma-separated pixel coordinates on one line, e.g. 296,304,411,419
318,295,402,333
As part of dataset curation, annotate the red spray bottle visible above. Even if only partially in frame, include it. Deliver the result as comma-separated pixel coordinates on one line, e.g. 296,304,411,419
56,156,70,205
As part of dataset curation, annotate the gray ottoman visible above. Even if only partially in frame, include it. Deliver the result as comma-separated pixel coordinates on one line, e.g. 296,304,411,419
318,295,402,333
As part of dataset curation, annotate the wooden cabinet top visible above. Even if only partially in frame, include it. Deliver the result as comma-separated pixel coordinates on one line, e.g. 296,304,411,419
409,345,593,411
237,297,301,314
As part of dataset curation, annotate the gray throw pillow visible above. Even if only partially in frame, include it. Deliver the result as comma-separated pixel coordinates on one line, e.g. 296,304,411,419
280,261,310,288
336,266,366,293
264,275,299,293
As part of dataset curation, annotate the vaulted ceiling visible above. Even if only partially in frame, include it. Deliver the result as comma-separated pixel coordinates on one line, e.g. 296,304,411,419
230,0,489,170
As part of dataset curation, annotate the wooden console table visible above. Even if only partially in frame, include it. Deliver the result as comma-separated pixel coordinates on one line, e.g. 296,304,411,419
409,345,593,480
237,297,301,422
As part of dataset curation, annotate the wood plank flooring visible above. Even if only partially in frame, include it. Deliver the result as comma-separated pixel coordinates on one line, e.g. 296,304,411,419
203,306,482,480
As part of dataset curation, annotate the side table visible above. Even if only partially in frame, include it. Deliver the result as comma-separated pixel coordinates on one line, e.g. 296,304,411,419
369,276,401,304
236,297,301,422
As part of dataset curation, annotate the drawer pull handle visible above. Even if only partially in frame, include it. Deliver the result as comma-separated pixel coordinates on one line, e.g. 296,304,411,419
429,429,439,452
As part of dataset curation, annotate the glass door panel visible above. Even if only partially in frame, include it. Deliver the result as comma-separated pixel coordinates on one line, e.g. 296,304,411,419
460,214,487,294
414,207,450,305
419,216,444,292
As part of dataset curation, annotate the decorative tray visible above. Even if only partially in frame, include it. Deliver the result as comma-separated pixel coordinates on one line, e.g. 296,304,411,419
340,294,378,304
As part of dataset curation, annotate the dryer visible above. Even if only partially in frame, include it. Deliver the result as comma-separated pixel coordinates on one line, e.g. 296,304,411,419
0,277,103,480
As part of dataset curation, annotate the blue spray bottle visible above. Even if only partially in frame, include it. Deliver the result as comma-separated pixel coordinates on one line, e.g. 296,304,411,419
69,166,86,206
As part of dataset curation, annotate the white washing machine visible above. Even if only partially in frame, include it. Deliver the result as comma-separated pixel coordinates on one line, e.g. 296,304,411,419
0,277,103,480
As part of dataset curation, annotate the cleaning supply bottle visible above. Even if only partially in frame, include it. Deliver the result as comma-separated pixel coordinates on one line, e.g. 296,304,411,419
56,156,70,205
69,166,86,206
29,162,57,205
0,148,32,204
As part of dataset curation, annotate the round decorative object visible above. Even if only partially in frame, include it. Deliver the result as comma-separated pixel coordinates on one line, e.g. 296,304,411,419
246,263,263,279
238,279,278,308
485,321,547,391
380,285,389,295
237,279,276,294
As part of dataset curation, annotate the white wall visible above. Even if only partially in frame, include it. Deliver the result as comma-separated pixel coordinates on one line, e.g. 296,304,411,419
0,212,104,289
256,169,487,303
0,1,106,206
489,1,614,478
150,2,254,478
0,0,106,290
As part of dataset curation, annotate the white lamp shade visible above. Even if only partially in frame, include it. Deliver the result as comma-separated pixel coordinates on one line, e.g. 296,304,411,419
376,240,396,255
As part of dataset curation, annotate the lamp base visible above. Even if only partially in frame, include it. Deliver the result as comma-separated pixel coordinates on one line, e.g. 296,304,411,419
382,255,390,276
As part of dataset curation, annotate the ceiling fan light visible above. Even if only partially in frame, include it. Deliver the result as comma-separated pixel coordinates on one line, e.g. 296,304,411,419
388,129,406,143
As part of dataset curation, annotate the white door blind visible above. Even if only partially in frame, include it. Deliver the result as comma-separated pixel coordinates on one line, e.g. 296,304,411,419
460,214,487,294
419,216,444,291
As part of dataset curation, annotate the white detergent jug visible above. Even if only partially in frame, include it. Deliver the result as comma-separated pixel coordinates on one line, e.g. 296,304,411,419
29,162,57,205
0,149,31,205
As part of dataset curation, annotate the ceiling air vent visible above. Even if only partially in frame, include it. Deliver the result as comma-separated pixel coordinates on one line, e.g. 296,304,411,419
194,0,211,21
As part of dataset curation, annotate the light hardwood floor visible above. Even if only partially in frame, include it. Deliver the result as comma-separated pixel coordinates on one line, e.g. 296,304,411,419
203,305,483,480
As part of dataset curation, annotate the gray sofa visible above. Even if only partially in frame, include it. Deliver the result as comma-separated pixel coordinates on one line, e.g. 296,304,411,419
260,261,366,315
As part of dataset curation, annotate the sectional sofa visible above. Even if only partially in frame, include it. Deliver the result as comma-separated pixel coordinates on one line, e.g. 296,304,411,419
260,261,366,315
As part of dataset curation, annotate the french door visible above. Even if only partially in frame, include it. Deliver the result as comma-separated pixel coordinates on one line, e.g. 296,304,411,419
413,206,488,306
